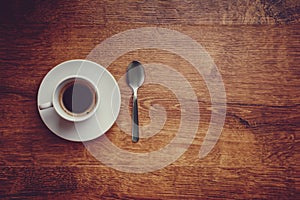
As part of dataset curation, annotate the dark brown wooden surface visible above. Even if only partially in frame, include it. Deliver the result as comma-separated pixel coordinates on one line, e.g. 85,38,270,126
1,0,300,199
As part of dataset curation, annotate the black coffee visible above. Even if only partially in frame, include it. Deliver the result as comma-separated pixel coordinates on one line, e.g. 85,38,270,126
61,81,95,114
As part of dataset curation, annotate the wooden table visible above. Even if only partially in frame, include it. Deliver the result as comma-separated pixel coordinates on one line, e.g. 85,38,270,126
1,0,299,199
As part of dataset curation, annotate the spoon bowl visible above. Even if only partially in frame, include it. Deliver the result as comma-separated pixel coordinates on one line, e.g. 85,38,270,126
127,61,145,89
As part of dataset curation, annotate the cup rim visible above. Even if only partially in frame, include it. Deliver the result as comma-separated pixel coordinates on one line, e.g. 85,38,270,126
52,75,100,122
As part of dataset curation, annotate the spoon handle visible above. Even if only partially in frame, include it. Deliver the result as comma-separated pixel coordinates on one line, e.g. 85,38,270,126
132,89,139,142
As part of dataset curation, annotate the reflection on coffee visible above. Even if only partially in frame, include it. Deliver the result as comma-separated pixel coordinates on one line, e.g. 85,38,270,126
60,80,96,115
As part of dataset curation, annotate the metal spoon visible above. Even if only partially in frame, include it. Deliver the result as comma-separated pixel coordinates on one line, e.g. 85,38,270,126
126,61,145,143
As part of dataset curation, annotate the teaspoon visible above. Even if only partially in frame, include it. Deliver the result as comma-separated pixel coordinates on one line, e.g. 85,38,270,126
126,61,145,143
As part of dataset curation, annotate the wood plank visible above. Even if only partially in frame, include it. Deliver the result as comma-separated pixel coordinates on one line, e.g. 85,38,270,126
1,0,300,25
0,166,296,199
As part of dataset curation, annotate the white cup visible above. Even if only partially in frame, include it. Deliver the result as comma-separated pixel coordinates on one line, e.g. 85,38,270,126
39,76,99,122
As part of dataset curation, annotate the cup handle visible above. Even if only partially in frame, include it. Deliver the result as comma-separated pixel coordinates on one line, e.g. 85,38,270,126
39,102,53,110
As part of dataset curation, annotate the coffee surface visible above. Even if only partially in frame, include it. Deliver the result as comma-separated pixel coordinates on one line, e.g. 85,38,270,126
62,82,94,114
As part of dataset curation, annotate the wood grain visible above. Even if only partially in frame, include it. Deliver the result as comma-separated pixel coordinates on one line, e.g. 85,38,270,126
1,0,299,199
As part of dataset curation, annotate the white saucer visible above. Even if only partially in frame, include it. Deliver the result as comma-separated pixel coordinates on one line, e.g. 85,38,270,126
37,60,121,142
